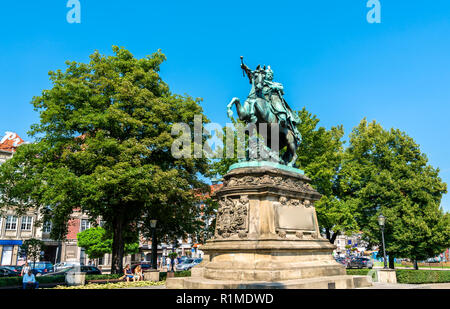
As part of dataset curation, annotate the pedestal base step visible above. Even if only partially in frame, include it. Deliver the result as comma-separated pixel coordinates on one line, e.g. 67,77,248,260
166,275,372,289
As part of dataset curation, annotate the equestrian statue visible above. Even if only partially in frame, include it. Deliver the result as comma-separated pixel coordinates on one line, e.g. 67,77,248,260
227,56,302,167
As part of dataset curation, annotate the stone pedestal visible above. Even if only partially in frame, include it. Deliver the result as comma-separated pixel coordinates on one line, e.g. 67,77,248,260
143,270,160,282
377,269,397,284
166,165,372,289
65,272,86,286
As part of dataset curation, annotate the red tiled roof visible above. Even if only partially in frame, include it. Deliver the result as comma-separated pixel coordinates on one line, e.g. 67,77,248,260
0,132,25,152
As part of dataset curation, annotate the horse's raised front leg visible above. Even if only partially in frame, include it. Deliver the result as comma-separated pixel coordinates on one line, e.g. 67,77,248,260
227,97,239,119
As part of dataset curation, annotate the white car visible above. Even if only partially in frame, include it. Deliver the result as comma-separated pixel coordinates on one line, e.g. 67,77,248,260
176,258,203,271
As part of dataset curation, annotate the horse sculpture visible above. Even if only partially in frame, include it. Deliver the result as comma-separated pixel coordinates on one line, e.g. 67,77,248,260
227,62,300,167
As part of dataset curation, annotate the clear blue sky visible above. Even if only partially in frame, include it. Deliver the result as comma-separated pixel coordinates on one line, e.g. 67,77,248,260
0,1,449,211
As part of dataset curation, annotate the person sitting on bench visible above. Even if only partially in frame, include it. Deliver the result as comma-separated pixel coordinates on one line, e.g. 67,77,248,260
119,264,134,282
23,270,39,289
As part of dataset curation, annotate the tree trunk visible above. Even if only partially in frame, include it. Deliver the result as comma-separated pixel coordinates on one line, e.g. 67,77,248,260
111,217,125,274
330,231,339,244
389,254,395,269
414,260,419,270
325,228,331,242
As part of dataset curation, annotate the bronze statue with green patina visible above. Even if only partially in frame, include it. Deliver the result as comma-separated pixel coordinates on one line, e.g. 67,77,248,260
227,57,301,167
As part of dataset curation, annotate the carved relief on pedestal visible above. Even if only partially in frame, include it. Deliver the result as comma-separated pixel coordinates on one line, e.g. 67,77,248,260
223,174,316,194
277,230,287,238
295,231,304,239
215,195,249,239
278,196,313,208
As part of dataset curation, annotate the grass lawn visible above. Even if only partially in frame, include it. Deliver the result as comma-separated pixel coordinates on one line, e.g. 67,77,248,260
50,280,166,289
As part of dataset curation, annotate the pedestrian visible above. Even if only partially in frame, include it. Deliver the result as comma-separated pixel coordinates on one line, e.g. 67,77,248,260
166,256,171,271
22,270,39,289
21,261,31,277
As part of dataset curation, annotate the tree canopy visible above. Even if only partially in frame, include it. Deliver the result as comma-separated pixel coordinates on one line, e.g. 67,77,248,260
295,108,358,243
0,46,210,273
338,119,449,266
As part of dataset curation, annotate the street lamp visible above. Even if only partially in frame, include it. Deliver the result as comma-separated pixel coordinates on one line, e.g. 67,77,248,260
377,213,388,269
150,219,157,270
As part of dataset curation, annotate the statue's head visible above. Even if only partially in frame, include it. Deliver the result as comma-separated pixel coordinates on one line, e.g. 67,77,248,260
265,66,274,80
253,65,266,90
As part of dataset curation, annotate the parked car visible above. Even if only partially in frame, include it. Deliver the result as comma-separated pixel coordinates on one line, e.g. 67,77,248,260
335,257,348,267
42,265,102,277
347,257,373,269
79,266,102,275
176,258,202,271
131,263,152,272
175,258,194,271
178,256,189,263
0,266,19,277
1,265,22,275
30,261,54,276
54,262,82,272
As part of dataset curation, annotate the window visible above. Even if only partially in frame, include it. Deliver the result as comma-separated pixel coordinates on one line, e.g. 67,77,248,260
21,216,33,231
5,216,17,230
43,221,52,233
80,248,87,265
1,246,13,265
80,219,91,232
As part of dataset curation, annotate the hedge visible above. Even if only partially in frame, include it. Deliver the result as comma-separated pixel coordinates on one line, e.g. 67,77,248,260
159,270,191,281
0,274,121,288
396,269,450,284
0,275,65,287
85,274,122,281
346,268,450,284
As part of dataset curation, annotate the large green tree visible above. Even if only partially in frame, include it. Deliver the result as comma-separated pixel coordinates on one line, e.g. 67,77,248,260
295,108,358,243
338,119,449,268
0,46,210,273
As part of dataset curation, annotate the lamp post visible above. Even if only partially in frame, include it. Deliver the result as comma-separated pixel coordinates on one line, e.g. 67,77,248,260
377,213,388,269
150,219,157,270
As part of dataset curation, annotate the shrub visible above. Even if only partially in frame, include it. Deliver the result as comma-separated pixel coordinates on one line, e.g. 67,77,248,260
159,270,191,281
0,275,65,287
85,274,122,281
0,277,22,287
396,269,450,284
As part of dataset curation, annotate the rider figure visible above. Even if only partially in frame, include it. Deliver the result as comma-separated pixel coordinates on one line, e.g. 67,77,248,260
263,66,302,144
